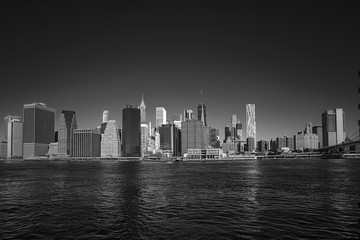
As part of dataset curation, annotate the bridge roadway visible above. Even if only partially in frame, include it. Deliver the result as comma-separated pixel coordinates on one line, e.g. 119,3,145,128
318,140,360,153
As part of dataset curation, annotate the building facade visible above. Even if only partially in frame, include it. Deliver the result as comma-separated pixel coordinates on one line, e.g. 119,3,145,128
73,129,101,157
322,109,345,147
4,115,21,141
101,120,121,157
246,104,256,144
159,123,181,156
122,105,141,157
156,107,167,128
184,109,194,120
181,119,208,155
7,119,23,159
58,110,77,156
312,126,323,148
23,103,55,159
140,123,149,156
140,93,146,123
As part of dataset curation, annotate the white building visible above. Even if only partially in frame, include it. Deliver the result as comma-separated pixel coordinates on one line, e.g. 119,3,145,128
322,108,346,147
141,123,149,156
246,104,256,148
7,119,23,159
156,107,166,128
101,120,121,157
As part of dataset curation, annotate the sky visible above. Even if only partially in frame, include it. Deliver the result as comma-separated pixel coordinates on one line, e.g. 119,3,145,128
1,2,360,141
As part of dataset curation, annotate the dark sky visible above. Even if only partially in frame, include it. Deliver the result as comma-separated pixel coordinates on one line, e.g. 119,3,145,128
1,2,360,141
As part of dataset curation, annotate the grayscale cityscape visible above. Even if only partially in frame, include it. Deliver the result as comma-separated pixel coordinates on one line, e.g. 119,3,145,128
1,1,360,239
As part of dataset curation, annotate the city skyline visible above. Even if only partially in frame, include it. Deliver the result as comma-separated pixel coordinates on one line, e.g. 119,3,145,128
1,2,359,141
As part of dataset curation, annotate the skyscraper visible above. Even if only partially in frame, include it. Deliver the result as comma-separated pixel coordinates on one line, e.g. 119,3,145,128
122,104,141,157
7,119,23,159
103,109,109,123
197,91,207,126
181,119,208,155
140,123,149,156
246,104,256,149
322,108,345,147
101,120,121,157
23,103,55,159
231,114,237,140
159,123,181,156
224,126,231,143
4,115,21,141
73,129,101,157
156,107,166,128
184,109,194,120
140,93,146,123
58,110,77,156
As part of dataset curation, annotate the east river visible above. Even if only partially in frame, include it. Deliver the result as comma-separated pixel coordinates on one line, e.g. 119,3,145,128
0,159,359,239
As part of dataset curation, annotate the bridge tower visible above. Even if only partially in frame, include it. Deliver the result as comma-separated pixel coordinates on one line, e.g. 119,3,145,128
359,71,360,140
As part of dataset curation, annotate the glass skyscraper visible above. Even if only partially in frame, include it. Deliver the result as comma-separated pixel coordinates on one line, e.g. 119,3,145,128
122,104,141,157
23,103,55,159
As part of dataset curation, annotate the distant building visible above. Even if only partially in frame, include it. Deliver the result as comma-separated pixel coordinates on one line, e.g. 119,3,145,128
197,90,207,126
322,109,346,147
276,136,287,150
184,109,194,120
73,129,101,157
156,107,167,128
181,119,209,155
0,141,7,159
294,122,319,150
246,137,256,152
159,123,181,156
140,123,149,156
210,128,220,148
312,126,323,148
23,103,55,159
7,119,23,159
48,142,58,158
139,93,146,123
103,109,109,123
224,126,231,143
172,114,182,122
101,120,121,157
246,104,256,143
257,140,268,152
122,104,141,157
222,142,238,155
58,110,77,157
286,136,294,150
231,115,237,140
4,115,21,141
236,122,243,141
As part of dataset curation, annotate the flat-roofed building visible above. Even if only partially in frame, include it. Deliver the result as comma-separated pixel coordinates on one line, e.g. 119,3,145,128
73,129,101,158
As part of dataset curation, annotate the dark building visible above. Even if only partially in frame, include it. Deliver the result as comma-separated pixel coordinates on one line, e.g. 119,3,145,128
23,103,55,158
247,137,256,152
210,128,220,148
159,123,181,156
122,104,141,157
55,131,58,142
197,103,207,126
72,129,101,157
312,126,323,148
181,119,209,155
58,110,77,156
224,126,231,143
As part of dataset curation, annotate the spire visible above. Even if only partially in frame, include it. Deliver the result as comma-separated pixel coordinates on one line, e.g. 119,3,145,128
141,92,144,103
200,90,203,104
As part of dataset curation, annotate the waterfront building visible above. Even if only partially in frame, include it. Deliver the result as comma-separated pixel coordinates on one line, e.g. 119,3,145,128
294,122,319,150
23,103,55,159
224,126,231,143
122,104,141,157
186,148,223,159
58,110,77,157
312,126,323,148
0,141,7,159
4,115,21,141
181,119,209,155
246,137,256,152
210,128,220,148
73,129,101,157
159,123,181,156
322,109,346,147
246,104,256,143
184,109,194,120
286,136,294,150
7,119,23,159
156,107,167,128
48,142,58,158
222,142,238,155
140,123,149,156
140,93,146,123
101,120,121,157
257,140,268,152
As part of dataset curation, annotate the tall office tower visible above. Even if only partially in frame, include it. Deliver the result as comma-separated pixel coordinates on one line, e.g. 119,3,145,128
101,120,121,157
73,129,101,157
159,123,181,156
236,122,243,141
322,108,345,147
231,115,237,139
58,110,77,156
246,104,256,148
122,104,141,157
224,126,231,143
103,109,109,123
23,103,55,159
4,115,21,141
210,128,220,148
140,123,149,156
7,119,23,159
197,91,207,126
140,93,146,123
156,107,166,128
304,122,312,134
181,119,208,155
312,126,323,148
184,109,194,120
246,137,256,152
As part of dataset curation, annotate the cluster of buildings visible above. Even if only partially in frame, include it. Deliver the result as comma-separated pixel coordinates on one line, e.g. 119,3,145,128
0,94,349,159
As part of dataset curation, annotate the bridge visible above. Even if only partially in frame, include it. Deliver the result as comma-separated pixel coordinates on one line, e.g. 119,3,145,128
318,130,360,153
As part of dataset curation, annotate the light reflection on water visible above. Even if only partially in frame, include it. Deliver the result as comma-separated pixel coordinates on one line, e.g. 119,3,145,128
0,159,359,239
